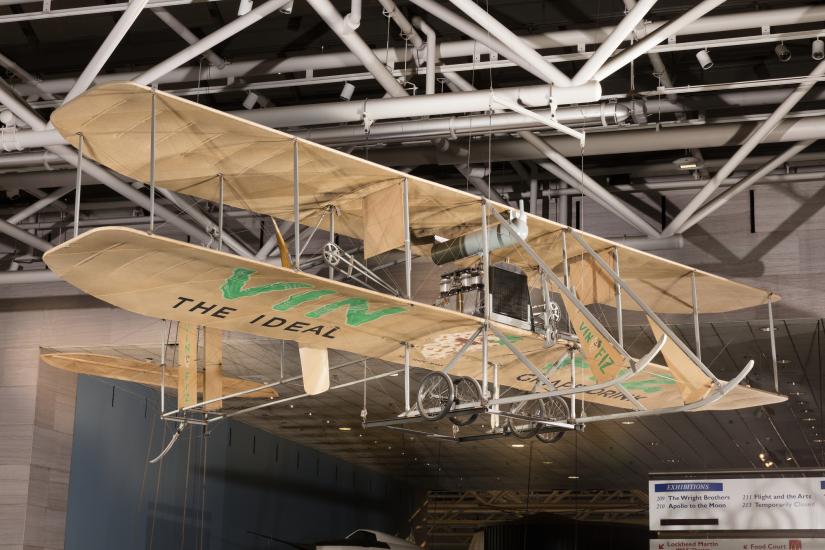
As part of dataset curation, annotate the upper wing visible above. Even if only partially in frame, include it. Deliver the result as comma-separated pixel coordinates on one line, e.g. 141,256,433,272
42,226,551,375
50,82,776,314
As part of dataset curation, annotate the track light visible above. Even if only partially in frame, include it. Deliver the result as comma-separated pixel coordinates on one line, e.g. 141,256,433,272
237,0,253,16
813,39,824,61
775,42,791,63
0,109,16,128
340,82,355,101
279,0,293,14
696,49,713,70
242,91,259,110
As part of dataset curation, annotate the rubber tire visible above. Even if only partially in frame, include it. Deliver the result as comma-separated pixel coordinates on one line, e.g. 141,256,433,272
417,371,455,421
507,399,546,439
449,376,483,426
536,396,570,444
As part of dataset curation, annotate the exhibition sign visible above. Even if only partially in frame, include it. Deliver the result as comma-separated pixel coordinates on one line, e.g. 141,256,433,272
651,539,825,550
649,478,825,531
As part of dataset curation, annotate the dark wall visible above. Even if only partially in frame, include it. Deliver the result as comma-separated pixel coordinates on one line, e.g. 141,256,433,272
64,376,415,550
484,514,648,550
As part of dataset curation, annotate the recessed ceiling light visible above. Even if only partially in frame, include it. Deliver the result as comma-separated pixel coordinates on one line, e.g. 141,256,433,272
568,475,580,480
803,417,817,422
777,359,791,365
511,443,525,448
761,327,776,332
390,372,399,376
338,426,352,431
542,460,553,465
621,421,635,425
648,441,660,447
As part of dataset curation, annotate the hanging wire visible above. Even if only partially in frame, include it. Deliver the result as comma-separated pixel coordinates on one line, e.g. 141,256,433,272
179,427,194,550
198,425,208,550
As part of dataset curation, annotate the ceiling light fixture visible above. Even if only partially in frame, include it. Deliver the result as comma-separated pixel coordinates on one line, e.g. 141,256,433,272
511,443,525,448
696,49,713,70
813,38,825,60
775,42,792,62
621,420,635,425
568,475,580,480
279,0,294,14
237,0,254,16
340,82,355,101
338,426,352,431
673,155,702,170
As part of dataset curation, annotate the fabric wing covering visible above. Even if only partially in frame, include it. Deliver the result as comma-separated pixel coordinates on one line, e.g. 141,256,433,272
50,82,777,315
43,227,785,411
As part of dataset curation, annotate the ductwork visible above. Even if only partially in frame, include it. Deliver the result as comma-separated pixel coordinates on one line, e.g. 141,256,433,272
364,115,825,166
11,4,825,97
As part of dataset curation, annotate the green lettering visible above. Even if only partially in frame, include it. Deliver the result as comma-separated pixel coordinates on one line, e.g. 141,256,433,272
306,297,406,326
221,268,312,300
273,290,337,311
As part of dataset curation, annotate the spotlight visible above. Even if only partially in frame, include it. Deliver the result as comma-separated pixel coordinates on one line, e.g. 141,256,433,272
279,0,294,14
340,82,355,101
813,39,824,61
237,0,253,16
242,91,259,110
696,49,713,70
775,42,791,63
0,109,16,128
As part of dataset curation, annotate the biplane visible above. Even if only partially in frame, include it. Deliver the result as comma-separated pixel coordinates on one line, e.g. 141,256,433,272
41,82,785,446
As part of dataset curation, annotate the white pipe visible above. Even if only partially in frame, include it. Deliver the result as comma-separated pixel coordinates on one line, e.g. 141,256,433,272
572,0,657,85
0,269,62,284
11,4,825,95
663,56,825,236
378,0,423,50
365,115,825,165
64,0,151,103
0,0,221,24
136,0,291,86
305,0,406,96
0,51,55,101
615,235,684,251
456,164,507,205
7,185,74,224
448,0,572,86
0,217,52,250
520,131,661,238
593,0,727,82
679,140,817,233
236,82,601,127
413,16,436,95
152,7,227,69
343,0,361,32
409,0,567,86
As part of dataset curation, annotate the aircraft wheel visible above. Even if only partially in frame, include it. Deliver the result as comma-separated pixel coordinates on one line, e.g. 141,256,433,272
536,396,570,444
449,376,483,426
417,372,455,421
507,398,547,439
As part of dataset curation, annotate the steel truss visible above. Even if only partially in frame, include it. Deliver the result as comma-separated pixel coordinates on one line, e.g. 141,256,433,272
410,489,648,548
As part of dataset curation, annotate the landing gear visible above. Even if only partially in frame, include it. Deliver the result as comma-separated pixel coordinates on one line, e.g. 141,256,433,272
506,395,569,443
417,371,455,421
449,376,483,426
535,396,569,444
506,399,546,439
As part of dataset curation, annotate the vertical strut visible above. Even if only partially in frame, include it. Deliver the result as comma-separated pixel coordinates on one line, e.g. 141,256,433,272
149,86,157,233
481,200,490,398
402,177,412,299
328,206,335,280
691,271,701,360
293,139,300,270
217,173,224,252
614,247,623,348
160,319,168,413
569,346,576,420
73,133,84,238
768,295,778,393
404,343,411,412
